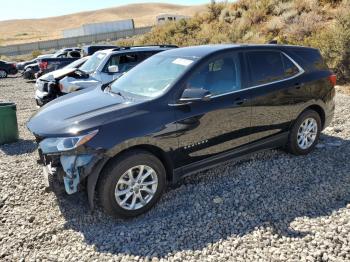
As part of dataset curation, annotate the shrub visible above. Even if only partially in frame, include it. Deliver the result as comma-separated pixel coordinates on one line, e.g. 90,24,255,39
115,0,350,83
31,50,42,59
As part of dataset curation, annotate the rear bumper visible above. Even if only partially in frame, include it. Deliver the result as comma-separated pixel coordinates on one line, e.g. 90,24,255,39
323,88,336,129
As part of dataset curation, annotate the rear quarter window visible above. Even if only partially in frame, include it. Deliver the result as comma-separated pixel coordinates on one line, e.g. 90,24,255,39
288,48,328,72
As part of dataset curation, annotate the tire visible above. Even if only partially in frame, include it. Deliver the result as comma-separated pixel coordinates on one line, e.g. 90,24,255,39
287,109,321,155
0,69,7,78
97,150,166,218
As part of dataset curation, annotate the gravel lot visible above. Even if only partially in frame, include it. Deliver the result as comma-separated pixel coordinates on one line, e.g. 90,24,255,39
1,77,350,261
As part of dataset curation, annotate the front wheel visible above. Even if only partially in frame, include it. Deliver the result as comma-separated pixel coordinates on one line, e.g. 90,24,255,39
98,150,166,218
0,69,7,78
287,110,321,155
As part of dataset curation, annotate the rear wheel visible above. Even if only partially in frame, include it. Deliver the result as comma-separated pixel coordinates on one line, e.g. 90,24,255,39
287,110,321,155
0,69,7,78
98,150,166,218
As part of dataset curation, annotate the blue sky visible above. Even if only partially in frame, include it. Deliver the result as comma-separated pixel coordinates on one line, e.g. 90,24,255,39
0,0,211,21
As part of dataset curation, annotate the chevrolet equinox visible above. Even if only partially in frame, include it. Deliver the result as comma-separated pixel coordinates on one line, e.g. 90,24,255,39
27,44,336,218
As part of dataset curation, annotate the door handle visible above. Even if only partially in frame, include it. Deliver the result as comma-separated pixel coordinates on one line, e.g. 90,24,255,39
234,98,247,105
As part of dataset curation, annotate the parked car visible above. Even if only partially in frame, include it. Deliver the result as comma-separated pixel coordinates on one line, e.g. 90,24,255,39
16,58,37,71
23,63,39,80
35,56,90,106
59,45,178,94
27,44,336,218
52,48,82,57
36,50,82,79
0,60,18,78
82,45,118,56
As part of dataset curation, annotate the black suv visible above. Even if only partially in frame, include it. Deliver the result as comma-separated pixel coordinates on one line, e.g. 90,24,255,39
27,44,336,218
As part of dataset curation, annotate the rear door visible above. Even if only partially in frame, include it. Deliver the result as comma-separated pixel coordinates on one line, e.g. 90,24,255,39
172,51,252,170
246,50,305,142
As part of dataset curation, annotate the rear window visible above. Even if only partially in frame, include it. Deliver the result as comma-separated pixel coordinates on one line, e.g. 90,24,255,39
247,51,285,86
247,51,301,86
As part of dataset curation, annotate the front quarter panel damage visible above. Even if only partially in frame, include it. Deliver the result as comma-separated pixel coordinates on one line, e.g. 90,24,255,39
60,153,102,194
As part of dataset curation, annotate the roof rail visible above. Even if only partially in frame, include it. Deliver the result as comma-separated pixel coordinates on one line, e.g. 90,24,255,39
112,45,178,51
268,40,278,44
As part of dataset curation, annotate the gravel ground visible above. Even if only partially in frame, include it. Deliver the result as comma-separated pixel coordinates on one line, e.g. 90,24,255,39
1,77,350,261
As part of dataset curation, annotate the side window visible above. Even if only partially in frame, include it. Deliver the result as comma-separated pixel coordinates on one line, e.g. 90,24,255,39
187,53,241,96
282,55,300,78
118,54,138,72
247,51,285,86
106,55,120,67
105,54,139,73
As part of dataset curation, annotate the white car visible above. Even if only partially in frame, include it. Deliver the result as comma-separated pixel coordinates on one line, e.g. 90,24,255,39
58,45,177,94
34,56,89,106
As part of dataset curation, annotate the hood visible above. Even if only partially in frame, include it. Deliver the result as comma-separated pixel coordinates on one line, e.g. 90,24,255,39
37,54,54,59
27,87,138,137
39,68,77,81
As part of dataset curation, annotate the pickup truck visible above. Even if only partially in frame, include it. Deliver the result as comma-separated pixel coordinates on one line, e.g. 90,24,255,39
36,50,82,78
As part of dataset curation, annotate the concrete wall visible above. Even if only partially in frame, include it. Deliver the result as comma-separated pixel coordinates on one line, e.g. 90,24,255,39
0,26,152,56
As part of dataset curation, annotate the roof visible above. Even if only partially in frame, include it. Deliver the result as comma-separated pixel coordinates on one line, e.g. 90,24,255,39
158,44,317,59
100,45,177,54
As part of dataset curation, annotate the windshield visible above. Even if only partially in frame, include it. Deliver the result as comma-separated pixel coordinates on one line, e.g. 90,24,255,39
64,57,87,69
111,55,195,98
80,52,106,73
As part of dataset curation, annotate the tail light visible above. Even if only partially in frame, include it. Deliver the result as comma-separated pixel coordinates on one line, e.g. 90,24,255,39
59,83,64,92
12,63,17,68
39,61,48,71
328,74,336,86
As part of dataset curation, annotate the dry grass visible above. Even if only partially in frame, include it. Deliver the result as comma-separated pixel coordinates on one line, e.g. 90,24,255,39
336,85,350,95
0,3,205,45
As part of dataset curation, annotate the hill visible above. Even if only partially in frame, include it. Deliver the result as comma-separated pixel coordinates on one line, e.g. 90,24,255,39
118,0,350,83
0,3,206,45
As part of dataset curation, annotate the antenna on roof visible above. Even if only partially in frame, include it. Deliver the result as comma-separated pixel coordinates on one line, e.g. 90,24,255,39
268,40,278,44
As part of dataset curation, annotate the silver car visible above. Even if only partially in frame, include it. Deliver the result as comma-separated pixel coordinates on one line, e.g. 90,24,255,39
58,46,177,94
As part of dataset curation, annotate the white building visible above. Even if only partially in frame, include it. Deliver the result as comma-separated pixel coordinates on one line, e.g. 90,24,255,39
63,19,135,38
156,14,190,24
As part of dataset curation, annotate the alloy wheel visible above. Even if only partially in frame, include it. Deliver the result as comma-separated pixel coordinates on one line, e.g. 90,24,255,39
297,117,318,150
0,70,7,78
115,165,158,210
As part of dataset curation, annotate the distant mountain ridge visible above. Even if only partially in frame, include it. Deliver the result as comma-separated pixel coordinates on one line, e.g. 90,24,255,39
0,3,206,45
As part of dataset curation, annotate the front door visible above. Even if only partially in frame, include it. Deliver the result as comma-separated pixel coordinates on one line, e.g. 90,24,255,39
172,52,252,171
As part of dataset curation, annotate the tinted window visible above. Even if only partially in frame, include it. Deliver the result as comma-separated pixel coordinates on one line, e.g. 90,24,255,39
247,51,285,86
290,49,327,71
282,55,300,78
187,53,241,96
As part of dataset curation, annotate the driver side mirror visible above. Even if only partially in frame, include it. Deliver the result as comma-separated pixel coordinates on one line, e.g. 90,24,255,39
172,88,211,106
108,65,119,73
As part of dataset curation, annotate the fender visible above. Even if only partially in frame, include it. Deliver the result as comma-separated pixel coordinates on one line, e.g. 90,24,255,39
87,138,176,209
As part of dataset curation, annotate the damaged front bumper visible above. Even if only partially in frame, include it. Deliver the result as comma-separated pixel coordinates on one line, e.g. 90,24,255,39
39,150,103,195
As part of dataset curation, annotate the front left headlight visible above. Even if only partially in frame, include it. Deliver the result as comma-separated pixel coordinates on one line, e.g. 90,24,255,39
39,130,98,154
